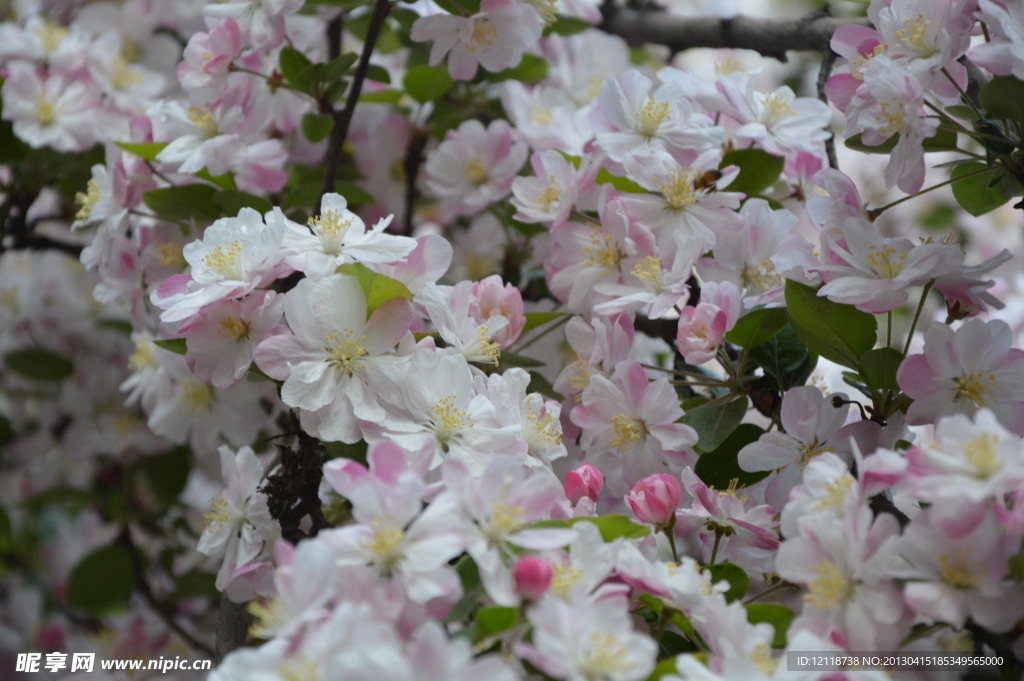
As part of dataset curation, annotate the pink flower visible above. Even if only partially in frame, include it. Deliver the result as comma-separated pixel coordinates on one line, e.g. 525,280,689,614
423,118,528,216
513,556,553,601
897,318,1024,434
511,149,579,228
564,463,604,505
934,249,1013,320
469,275,526,349
626,474,682,527
969,0,1024,80
675,280,741,365
177,19,243,95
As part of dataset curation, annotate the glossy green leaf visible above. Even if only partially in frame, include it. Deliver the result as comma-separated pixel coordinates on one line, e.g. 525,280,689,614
725,307,788,349
945,105,980,122
522,311,564,334
979,75,1024,125
488,54,549,84
4,349,74,382
595,168,646,193
858,347,904,392
195,168,235,190
748,325,816,392
433,0,481,13
472,607,517,643
212,190,273,216
115,141,168,161
360,88,403,104
316,52,358,82
694,423,768,491
544,15,592,36
646,658,679,681
302,113,334,143
365,64,392,84
279,46,313,86
704,563,750,602
335,262,413,314
573,515,650,541
138,447,190,507
153,338,187,356
497,351,545,368
745,603,794,648
683,397,748,453
720,149,784,195
844,128,959,154
334,182,377,206
951,162,1010,217
143,184,221,222
785,280,877,370
67,545,134,615
527,371,564,402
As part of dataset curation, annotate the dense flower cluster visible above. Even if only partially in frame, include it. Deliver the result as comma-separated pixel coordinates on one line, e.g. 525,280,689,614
2,0,1024,679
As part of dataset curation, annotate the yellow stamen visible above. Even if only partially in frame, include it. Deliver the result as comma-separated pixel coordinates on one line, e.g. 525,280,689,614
866,243,909,279
962,432,1000,479
938,552,977,589
804,559,854,609
658,169,697,209
610,414,646,450
75,179,101,224
158,243,187,268
637,98,671,138
322,330,367,376
953,372,994,409
431,395,473,451
218,316,250,340
204,241,244,280
465,156,488,186
186,105,219,138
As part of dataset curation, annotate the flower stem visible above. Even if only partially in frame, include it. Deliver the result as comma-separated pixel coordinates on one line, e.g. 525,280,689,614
512,313,570,353
903,280,934,356
867,166,993,219
709,529,723,565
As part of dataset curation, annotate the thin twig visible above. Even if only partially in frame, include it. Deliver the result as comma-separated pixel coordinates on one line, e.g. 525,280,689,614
318,0,392,212
817,48,839,170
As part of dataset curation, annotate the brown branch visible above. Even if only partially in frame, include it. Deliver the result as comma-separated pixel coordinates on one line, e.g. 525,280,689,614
817,48,839,169
318,0,393,212
599,8,869,61
119,529,215,658
215,598,252,664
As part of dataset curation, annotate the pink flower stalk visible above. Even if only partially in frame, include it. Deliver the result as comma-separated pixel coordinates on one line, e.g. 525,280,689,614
564,463,604,505
513,556,553,601
626,473,682,527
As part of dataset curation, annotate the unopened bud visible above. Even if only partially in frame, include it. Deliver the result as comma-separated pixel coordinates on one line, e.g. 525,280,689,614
626,473,682,527
564,463,603,505
513,556,553,601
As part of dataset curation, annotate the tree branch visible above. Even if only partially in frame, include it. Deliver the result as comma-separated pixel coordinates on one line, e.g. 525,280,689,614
599,8,868,61
817,48,839,169
318,0,392,212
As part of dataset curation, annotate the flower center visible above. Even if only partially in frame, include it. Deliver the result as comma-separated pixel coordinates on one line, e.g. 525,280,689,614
763,91,796,123
631,256,663,290
531,105,553,126
323,330,367,376
179,379,216,413
805,559,855,609
610,414,646,449
360,519,405,575
962,431,1000,479
637,98,670,138
799,439,835,466
75,179,101,223
938,552,977,589
866,243,909,279
659,169,697,209
876,98,911,138
465,324,501,365
204,241,245,280
851,43,887,81
308,209,353,254
578,632,635,681
35,22,68,54
36,92,56,126
186,105,219,138
751,644,778,677
485,502,526,544
128,338,156,371
528,0,558,24
158,243,187,268
538,178,561,210
550,562,585,599
953,371,995,409
741,256,782,292
525,406,562,447
110,56,143,90
203,496,243,532
895,12,933,55
218,316,251,340
466,17,497,53
431,395,473,451
465,156,489,186
814,475,853,509
579,231,622,270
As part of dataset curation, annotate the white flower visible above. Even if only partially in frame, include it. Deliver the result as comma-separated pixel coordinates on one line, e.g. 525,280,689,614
0,62,98,152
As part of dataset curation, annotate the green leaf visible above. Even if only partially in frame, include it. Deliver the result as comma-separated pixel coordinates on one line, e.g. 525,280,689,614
979,76,1024,125
646,657,679,681
4,349,74,382
153,338,187,356
951,162,1010,217
365,63,392,84
212,190,273,216
704,563,750,602
595,168,646,193
720,149,784,195
527,371,564,402
67,545,135,615
143,184,221,222
0,505,11,553
945,104,980,122
844,128,959,154
446,555,483,623
683,397,748,453
784,280,877,370
694,423,768,491
316,52,358,82
302,112,335,143
115,141,169,161
335,262,413,314
858,347,904,392
748,325,815,392
360,88,403,104
279,46,313,86
573,515,650,541
497,351,545,368
334,182,377,205
171,571,219,603
725,307,788,349
195,168,236,190
433,0,481,13
522,311,564,334
138,447,190,507
544,15,592,36
472,606,518,643
488,54,549,84
745,603,794,648
0,413,13,449
902,622,950,646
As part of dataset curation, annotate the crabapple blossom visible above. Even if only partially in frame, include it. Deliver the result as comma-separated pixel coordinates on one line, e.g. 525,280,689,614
675,280,741,365
514,556,554,601
469,275,526,349
0,62,98,151
564,463,604,505
626,473,682,527
511,149,579,228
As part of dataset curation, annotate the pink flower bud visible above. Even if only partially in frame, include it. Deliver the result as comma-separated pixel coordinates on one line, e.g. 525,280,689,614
564,463,603,505
513,556,553,601
469,275,526,348
626,474,682,527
